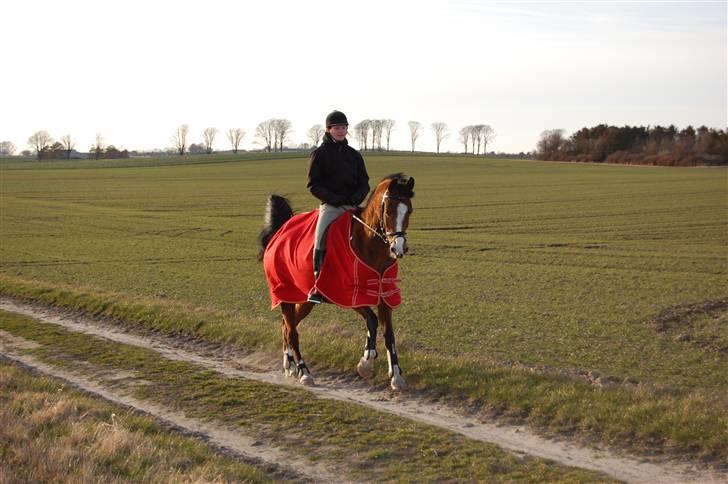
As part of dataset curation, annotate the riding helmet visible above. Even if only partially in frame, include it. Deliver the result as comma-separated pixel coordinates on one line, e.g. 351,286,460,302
326,110,348,127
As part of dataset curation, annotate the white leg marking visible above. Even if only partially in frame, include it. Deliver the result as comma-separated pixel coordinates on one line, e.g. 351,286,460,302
284,347,295,376
386,344,406,390
358,331,377,379
363,349,376,360
364,330,377,361
298,358,314,386
390,365,406,390
386,347,395,377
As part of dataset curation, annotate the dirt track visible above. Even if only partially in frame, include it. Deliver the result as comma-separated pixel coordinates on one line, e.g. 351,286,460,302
1,298,724,483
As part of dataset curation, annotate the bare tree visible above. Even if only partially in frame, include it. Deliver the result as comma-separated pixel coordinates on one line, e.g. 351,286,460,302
272,121,280,151
203,127,218,154
90,133,105,160
255,119,275,152
353,120,371,151
0,141,17,156
173,125,189,155
480,125,495,157
28,130,53,159
459,126,470,154
60,134,75,159
307,124,324,147
431,122,448,154
370,119,384,150
468,126,480,154
353,122,364,149
537,129,566,159
472,125,483,155
272,119,292,151
382,119,395,151
226,128,245,154
408,121,422,152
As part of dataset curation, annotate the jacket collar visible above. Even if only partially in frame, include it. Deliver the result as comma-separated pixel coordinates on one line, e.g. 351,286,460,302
323,132,349,146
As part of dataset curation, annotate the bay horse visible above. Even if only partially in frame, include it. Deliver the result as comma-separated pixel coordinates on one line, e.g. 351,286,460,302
258,173,415,390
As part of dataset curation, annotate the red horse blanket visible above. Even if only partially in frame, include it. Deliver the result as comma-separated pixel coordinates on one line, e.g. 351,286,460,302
263,210,401,309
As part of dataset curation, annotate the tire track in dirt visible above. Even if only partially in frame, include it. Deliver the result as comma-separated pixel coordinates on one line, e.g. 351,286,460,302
1,298,723,484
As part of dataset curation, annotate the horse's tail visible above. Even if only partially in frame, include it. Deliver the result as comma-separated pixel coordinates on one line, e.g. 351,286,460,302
257,194,294,261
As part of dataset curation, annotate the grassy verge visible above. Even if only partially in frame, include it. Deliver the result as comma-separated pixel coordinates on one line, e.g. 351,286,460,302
0,362,276,483
0,309,612,482
2,275,726,465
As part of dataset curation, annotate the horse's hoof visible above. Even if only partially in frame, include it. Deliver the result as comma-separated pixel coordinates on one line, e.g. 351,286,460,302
285,368,296,378
390,367,406,391
300,374,315,386
357,357,375,379
390,373,407,391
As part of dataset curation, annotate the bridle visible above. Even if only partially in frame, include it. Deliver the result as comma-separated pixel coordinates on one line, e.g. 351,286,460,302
352,192,410,246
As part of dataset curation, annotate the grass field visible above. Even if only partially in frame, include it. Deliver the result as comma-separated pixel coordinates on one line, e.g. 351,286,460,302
1,153,726,462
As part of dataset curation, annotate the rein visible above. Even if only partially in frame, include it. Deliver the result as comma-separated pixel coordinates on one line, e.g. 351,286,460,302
351,213,388,243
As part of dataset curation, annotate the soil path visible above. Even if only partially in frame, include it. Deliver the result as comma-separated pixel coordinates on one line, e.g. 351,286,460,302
1,298,723,484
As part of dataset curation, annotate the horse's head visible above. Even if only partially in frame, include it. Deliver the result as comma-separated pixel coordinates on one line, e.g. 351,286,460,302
378,175,415,259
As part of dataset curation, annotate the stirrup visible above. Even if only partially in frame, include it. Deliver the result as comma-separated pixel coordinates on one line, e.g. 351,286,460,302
307,291,323,304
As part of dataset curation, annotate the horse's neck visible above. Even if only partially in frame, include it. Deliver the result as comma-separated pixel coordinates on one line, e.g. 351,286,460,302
352,194,393,274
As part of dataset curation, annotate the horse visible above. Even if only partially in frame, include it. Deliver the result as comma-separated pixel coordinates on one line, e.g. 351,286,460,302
257,173,415,391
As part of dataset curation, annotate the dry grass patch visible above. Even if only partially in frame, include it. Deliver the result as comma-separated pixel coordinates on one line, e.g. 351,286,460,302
0,363,274,483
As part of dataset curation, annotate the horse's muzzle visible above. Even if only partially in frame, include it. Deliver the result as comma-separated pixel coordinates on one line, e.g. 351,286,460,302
390,236,407,258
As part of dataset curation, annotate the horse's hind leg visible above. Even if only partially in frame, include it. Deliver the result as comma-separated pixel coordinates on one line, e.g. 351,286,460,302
281,302,315,385
354,307,378,379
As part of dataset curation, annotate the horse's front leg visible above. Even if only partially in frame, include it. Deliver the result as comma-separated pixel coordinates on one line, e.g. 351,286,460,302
281,302,315,385
378,302,406,390
354,307,378,379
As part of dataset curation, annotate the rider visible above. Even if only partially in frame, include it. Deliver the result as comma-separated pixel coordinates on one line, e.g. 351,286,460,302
306,110,370,303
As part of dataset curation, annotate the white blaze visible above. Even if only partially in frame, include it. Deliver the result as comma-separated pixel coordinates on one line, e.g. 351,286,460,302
392,202,408,257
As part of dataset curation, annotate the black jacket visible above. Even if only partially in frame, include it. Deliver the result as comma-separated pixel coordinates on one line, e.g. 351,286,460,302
307,133,370,206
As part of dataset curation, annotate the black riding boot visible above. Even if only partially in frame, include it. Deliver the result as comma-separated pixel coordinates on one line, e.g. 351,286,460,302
307,249,326,304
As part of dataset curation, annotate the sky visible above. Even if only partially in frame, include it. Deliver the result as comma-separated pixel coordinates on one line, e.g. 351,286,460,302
1,0,725,154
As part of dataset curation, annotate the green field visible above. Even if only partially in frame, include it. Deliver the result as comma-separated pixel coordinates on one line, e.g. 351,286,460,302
1,153,726,462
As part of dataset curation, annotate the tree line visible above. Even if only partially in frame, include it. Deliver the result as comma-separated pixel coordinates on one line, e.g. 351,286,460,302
9,123,727,165
18,131,129,160
537,125,727,166
6,119,496,159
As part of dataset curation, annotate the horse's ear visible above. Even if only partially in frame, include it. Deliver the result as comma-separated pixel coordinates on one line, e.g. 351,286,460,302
407,177,415,190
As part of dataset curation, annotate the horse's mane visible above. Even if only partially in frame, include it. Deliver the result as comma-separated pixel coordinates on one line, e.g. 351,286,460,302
364,173,414,206
360,173,414,226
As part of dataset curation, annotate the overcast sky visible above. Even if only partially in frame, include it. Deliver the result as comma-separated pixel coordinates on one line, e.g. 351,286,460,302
1,0,725,154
